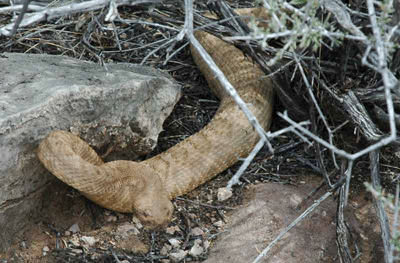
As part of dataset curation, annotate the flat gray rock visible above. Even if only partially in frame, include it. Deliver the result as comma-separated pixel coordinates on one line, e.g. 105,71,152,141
206,180,385,262
206,180,338,263
0,52,181,251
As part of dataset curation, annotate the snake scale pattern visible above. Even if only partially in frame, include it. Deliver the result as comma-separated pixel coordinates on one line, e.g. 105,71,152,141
38,28,274,227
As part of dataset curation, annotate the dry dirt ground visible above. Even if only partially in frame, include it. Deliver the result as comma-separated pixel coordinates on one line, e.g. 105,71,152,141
0,171,389,263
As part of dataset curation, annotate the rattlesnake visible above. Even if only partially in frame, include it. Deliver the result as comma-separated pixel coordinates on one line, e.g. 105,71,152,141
38,28,274,227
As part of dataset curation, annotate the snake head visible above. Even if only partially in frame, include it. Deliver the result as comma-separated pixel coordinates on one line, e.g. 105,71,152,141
129,165,174,228
134,194,174,228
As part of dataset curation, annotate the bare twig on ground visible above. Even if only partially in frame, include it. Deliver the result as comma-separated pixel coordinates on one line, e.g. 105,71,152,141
336,185,353,263
370,149,391,263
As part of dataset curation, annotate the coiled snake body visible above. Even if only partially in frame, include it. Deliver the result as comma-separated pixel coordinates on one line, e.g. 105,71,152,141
38,31,274,227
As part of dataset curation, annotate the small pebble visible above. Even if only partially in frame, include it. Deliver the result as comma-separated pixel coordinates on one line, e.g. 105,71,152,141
68,223,80,234
169,249,187,262
81,236,97,246
203,240,210,250
42,246,50,256
190,227,203,236
116,223,139,238
134,222,143,229
168,238,181,248
189,239,203,257
217,187,232,201
131,216,141,224
105,215,117,222
165,225,180,235
20,241,27,249
160,244,172,255
213,220,224,228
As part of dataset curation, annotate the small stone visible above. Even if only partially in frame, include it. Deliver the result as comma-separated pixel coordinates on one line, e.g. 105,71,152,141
131,216,141,224
168,238,181,248
42,246,50,256
116,235,149,254
165,225,180,235
217,187,232,201
169,249,188,262
64,231,71,236
203,240,210,250
20,241,27,249
105,215,117,222
81,236,97,246
160,244,172,255
190,227,203,236
132,216,143,229
213,220,224,228
189,239,204,257
68,223,80,234
116,223,139,239
135,222,143,229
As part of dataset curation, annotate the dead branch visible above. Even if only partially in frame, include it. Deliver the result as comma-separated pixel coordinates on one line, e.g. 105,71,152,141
370,149,391,263
0,0,164,36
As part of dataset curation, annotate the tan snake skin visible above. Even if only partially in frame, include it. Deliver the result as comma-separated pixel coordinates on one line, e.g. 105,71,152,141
38,30,274,227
